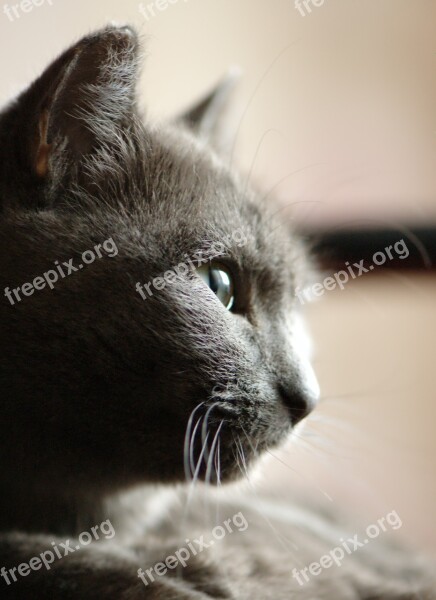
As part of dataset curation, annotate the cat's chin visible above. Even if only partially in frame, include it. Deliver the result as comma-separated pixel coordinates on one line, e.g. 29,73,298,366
185,417,293,486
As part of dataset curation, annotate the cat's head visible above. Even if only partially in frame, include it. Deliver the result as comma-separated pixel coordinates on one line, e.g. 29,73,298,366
0,27,318,495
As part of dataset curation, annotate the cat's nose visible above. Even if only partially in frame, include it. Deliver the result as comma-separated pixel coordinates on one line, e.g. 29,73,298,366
277,366,319,425
277,384,313,425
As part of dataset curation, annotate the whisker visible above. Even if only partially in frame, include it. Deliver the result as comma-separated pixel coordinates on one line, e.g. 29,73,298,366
228,41,300,169
201,401,221,465
214,437,222,487
233,437,306,566
192,430,210,486
266,448,333,503
243,128,287,191
262,169,327,206
184,401,206,481
205,421,224,488
189,416,204,481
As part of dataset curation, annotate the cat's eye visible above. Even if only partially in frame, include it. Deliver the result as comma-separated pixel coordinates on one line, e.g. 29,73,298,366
197,263,235,311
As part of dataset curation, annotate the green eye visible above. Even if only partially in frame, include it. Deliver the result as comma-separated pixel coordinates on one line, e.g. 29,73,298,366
197,263,235,311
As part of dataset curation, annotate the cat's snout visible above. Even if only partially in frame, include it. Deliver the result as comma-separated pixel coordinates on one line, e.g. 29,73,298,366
277,383,316,426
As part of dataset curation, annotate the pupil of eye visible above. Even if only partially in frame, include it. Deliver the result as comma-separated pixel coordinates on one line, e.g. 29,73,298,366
197,264,235,311
209,268,228,294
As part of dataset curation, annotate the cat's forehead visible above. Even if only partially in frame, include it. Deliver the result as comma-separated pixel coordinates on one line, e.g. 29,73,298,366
140,124,268,230
68,117,290,267
141,132,277,246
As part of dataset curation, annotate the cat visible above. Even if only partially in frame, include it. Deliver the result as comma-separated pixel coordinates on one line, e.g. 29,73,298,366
0,25,434,599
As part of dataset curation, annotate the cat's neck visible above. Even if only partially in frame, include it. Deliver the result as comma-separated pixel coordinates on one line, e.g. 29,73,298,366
0,483,176,540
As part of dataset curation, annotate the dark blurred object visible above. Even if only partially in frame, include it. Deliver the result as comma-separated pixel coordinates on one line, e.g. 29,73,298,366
304,228,435,272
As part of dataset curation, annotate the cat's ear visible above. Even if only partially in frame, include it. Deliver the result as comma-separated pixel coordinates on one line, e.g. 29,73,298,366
11,26,140,180
178,68,241,148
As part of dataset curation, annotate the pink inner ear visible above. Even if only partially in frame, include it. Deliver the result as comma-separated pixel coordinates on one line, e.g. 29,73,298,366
35,109,51,178
31,26,140,161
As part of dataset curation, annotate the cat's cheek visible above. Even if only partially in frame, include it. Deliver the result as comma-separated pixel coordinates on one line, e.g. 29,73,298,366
296,354,320,412
289,314,320,411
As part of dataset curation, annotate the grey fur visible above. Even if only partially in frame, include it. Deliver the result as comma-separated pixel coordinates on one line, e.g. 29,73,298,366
0,26,434,599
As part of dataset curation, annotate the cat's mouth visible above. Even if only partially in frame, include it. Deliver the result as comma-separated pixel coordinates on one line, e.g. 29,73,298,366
183,396,299,484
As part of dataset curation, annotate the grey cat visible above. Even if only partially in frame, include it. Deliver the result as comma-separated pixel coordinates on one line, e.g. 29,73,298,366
0,25,434,599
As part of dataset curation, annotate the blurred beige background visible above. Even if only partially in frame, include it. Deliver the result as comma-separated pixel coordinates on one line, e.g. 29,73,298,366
1,0,435,550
